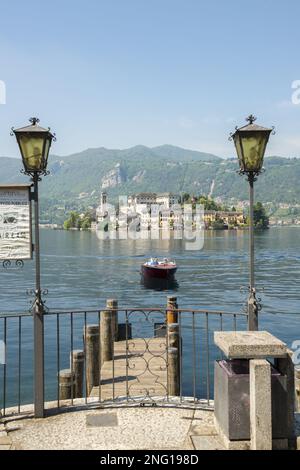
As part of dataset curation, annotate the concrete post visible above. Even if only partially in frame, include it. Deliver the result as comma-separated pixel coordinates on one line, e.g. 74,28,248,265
295,367,300,412
167,296,178,324
100,310,113,365
83,324,100,396
70,350,84,398
275,350,296,447
249,359,272,450
167,347,180,396
59,369,75,400
106,299,118,341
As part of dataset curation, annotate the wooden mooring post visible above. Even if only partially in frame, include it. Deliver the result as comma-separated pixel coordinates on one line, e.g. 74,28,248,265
106,299,118,341
167,322,180,349
59,369,75,400
100,309,113,365
166,296,180,396
84,324,100,396
70,349,84,398
168,347,180,396
167,296,178,324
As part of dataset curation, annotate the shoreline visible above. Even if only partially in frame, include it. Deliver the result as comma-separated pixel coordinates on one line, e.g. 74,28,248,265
39,225,300,231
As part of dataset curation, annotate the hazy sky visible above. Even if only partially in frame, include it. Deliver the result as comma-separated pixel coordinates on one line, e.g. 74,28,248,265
1,0,300,158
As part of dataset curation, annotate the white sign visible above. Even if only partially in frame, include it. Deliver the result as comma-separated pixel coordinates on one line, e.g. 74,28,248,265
0,186,32,260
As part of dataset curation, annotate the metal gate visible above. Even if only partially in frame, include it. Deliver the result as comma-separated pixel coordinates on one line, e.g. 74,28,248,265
0,306,248,416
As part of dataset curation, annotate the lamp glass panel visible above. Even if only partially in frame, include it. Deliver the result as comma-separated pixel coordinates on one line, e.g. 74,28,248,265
233,134,244,170
43,138,51,167
239,131,268,172
18,135,45,171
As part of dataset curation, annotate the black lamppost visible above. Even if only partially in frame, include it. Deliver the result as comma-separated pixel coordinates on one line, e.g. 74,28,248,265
230,115,274,331
12,117,56,417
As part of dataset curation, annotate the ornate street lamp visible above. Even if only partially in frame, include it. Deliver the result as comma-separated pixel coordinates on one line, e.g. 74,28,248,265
13,117,54,175
230,115,274,330
12,117,56,418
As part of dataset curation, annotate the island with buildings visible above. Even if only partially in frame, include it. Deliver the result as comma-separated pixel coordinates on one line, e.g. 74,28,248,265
61,191,251,232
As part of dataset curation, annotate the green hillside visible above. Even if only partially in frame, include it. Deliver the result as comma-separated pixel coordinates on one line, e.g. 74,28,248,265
0,146,299,224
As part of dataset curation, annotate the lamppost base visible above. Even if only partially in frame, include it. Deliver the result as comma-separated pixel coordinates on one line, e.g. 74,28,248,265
241,286,262,332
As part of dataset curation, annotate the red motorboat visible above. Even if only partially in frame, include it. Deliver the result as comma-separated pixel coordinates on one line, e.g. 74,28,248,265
141,258,177,280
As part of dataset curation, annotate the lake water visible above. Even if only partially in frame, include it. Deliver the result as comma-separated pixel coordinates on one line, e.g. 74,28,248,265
1,227,300,407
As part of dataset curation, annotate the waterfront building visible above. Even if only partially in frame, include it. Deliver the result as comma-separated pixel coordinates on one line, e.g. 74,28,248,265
128,193,157,210
204,210,245,228
128,192,180,211
96,191,108,222
156,193,180,208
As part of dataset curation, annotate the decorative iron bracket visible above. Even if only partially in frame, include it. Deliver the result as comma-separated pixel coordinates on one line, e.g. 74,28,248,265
240,285,264,314
26,288,49,313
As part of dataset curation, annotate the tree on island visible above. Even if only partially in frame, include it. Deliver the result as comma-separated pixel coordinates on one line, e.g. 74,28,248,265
63,211,81,230
253,202,269,229
181,192,190,203
63,210,94,230
246,202,269,229
198,196,224,211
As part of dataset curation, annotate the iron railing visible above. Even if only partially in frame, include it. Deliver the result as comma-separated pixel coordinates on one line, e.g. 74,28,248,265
0,307,248,416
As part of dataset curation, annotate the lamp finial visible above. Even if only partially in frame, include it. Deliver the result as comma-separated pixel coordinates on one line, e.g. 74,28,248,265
246,114,257,125
29,117,40,126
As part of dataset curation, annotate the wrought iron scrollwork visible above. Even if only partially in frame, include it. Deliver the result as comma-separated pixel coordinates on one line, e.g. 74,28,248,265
236,167,265,181
240,285,264,314
26,288,49,313
2,259,24,269
20,168,50,180
125,309,168,405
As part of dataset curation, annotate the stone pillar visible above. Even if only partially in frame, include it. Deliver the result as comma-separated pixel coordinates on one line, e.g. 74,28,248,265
70,350,84,398
100,310,113,365
250,359,272,450
295,367,300,412
168,347,180,396
84,324,100,396
275,351,296,447
167,296,178,324
106,299,118,341
59,369,75,400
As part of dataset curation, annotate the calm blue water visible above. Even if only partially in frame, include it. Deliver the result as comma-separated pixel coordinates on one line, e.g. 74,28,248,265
0,227,299,407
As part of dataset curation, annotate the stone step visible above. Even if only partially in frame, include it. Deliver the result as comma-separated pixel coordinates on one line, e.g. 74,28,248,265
191,435,225,450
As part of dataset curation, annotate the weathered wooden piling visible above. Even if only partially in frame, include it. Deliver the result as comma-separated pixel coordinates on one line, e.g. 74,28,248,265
59,369,75,400
167,296,178,324
100,309,113,365
167,347,180,396
70,349,84,398
106,299,118,341
167,322,180,350
83,324,100,396
167,323,181,396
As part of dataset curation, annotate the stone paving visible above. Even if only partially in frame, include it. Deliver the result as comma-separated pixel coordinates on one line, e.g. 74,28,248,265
0,403,214,450
0,404,299,451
